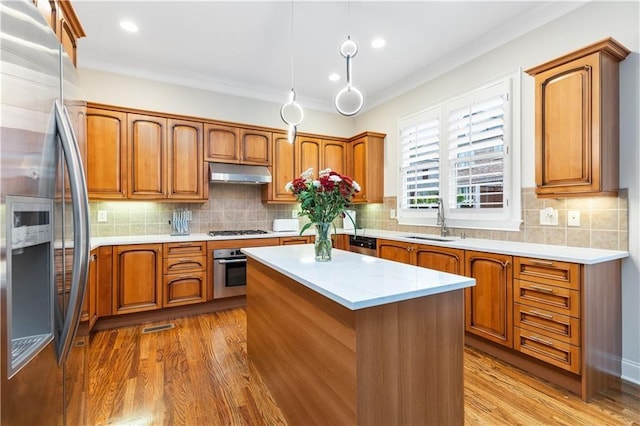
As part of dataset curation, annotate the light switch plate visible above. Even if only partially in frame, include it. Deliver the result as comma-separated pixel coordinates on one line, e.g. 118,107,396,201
291,210,299,218
97,210,108,222
539,208,558,226
568,210,580,227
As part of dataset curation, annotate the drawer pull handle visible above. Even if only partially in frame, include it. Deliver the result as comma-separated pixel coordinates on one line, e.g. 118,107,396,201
528,310,554,320
529,285,554,294
528,335,554,346
529,259,554,266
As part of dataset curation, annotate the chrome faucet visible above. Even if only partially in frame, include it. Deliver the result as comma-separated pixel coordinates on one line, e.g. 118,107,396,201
436,197,448,238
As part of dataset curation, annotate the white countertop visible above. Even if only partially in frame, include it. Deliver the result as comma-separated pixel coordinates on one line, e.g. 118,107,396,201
242,244,475,310
89,228,628,265
90,230,312,250
345,229,629,265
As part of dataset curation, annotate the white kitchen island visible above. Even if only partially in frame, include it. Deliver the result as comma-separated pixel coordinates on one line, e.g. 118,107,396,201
243,244,475,426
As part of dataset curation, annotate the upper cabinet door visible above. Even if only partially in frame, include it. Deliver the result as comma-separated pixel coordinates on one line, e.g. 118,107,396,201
348,133,385,203
350,137,368,203
86,108,128,199
204,123,240,163
298,136,321,175
128,114,167,199
321,140,347,174
264,132,296,202
526,38,630,198
240,128,271,166
168,119,205,200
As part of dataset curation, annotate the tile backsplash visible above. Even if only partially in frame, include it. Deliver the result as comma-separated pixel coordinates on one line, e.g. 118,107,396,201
90,183,299,237
354,188,628,251
90,185,628,251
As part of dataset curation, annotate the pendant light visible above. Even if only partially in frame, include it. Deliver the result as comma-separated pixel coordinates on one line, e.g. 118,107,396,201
334,1,363,116
280,0,303,143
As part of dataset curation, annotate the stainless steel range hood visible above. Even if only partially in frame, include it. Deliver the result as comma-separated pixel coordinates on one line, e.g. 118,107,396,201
209,163,272,184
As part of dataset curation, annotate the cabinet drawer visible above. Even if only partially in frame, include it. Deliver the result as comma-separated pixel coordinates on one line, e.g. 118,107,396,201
164,242,206,257
514,327,580,374
163,271,206,307
514,257,580,290
514,303,580,346
163,256,206,274
514,279,580,318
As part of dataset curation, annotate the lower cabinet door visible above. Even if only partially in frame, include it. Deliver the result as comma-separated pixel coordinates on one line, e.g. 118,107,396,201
163,272,206,307
465,251,513,347
112,244,163,314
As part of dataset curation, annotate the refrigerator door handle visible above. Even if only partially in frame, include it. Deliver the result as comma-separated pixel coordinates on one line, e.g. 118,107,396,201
54,100,90,365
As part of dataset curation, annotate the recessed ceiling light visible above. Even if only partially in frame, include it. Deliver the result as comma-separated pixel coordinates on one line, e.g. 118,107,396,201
120,20,139,33
328,73,340,82
371,38,386,49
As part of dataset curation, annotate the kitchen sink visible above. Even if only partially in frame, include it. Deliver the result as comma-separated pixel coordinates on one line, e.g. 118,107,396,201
403,235,460,242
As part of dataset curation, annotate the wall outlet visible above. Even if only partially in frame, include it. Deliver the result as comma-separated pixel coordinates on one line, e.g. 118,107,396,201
539,207,558,226
291,210,299,218
567,210,581,227
389,209,396,219
97,210,108,223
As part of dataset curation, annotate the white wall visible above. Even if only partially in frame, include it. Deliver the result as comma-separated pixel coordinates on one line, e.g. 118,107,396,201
353,1,640,383
79,1,639,383
78,68,355,137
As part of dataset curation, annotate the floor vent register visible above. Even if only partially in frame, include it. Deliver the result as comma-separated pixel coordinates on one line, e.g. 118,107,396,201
142,323,175,334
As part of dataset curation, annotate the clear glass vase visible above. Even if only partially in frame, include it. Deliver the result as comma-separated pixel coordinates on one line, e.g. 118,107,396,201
314,222,332,262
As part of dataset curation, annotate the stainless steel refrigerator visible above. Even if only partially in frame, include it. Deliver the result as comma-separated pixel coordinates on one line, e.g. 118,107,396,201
0,0,90,424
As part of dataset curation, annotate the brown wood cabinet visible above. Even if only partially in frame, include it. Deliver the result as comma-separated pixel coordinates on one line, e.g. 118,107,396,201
112,244,163,315
204,123,239,163
96,246,113,317
263,132,296,202
298,136,347,175
464,250,513,348
279,236,312,245
377,239,413,264
525,38,630,198
205,124,271,166
168,119,206,200
264,134,350,203
348,132,385,203
86,105,207,201
128,113,168,199
86,107,128,199
34,0,85,67
377,239,464,274
163,242,207,307
80,250,98,330
415,245,464,274
240,128,271,165
513,257,582,374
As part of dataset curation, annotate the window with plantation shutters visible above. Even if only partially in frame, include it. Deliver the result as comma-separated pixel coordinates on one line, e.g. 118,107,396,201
447,90,506,210
397,73,521,231
400,111,441,210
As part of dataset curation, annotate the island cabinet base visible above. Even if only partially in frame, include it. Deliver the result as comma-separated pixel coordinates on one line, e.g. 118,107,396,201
247,259,465,426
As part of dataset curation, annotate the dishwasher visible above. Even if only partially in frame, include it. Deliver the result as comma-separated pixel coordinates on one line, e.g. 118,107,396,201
349,235,377,257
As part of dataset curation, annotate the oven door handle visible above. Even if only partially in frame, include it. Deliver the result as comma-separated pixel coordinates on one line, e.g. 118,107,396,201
216,258,248,264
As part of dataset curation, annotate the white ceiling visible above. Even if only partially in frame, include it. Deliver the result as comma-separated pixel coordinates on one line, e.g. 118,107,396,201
73,1,588,114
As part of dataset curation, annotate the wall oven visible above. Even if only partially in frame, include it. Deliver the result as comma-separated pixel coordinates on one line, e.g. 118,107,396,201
212,248,247,299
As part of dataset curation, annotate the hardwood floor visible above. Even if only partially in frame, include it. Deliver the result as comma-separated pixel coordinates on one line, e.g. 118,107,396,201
88,308,640,425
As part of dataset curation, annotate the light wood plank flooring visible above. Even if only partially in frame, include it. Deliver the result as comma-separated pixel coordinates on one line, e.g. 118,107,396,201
89,309,640,425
